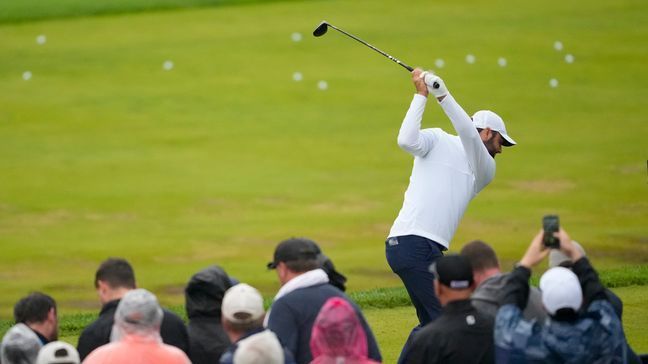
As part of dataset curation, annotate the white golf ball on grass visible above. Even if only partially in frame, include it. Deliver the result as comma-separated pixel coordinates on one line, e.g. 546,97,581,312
22,71,32,81
434,58,445,68
292,72,303,82
497,57,507,67
565,54,575,63
291,32,303,42
317,80,328,90
549,78,559,88
554,41,563,51
163,60,174,71
36,35,47,45
465,54,476,64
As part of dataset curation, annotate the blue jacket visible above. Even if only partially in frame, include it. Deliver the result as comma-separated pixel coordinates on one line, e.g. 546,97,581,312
267,283,382,364
494,258,626,364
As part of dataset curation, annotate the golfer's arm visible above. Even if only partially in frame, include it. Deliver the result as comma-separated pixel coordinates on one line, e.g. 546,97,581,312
438,93,494,189
397,94,433,157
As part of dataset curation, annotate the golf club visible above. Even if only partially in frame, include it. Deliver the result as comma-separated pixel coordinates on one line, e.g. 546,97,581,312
313,21,413,72
313,21,439,88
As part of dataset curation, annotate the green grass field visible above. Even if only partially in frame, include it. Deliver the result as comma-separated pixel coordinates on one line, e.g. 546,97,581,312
1,0,647,357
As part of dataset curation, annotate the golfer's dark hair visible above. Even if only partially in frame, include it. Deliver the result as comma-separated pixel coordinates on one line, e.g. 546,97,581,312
460,240,499,272
285,259,319,273
95,257,136,289
13,292,56,324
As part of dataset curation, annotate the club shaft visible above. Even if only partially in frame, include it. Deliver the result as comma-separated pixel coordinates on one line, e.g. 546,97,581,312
327,24,413,72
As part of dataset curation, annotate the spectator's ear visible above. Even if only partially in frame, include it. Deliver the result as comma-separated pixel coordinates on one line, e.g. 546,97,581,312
276,262,291,285
45,307,59,341
96,280,111,303
433,280,441,299
472,270,484,286
48,308,56,321
96,280,107,292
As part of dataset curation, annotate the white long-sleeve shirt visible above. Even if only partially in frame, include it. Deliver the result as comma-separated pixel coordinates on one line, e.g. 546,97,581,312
388,93,495,249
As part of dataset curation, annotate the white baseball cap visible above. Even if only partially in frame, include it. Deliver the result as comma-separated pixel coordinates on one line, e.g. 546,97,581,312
222,283,265,324
36,341,80,364
539,267,583,315
472,110,516,146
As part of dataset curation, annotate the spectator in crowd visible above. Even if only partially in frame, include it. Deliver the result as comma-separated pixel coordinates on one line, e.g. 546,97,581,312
184,265,234,364
1,323,43,364
83,289,190,364
404,255,494,364
548,241,624,316
1,292,59,364
36,341,80,364
460,240,546,321
306,241,347,292
266,238,381,364
495,228,627,363
548,241,642,364
77,258,189,360
310,297,380,364
219,283,293,364
14,292,59,345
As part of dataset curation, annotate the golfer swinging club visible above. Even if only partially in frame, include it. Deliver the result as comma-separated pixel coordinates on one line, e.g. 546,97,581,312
386,68,516,362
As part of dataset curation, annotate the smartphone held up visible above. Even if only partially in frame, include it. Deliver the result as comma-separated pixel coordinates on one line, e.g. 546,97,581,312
542,215,560,249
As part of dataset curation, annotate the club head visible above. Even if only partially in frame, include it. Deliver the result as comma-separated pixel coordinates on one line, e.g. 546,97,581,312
313,21,329,37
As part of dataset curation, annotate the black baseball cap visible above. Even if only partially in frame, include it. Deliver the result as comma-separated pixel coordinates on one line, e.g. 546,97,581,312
267,238,319,269
429,254,474,289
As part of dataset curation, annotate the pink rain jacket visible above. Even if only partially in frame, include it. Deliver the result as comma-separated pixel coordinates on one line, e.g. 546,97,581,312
310,297,381,364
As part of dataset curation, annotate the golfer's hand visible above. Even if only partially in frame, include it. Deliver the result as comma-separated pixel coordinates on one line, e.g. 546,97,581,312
421,71,449,100
519,230,550,269
412,68,428,97
556,229,583,262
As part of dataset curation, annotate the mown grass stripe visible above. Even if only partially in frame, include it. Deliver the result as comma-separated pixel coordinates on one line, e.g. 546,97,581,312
0,0,308,24
599,265,648,288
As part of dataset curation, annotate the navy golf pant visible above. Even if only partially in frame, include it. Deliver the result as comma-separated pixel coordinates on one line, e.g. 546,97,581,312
385,235,444,363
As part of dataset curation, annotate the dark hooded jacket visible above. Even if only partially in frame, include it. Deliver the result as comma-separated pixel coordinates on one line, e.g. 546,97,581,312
185,265,233,364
